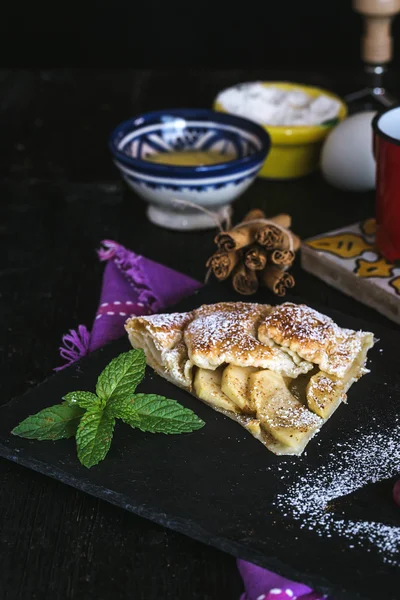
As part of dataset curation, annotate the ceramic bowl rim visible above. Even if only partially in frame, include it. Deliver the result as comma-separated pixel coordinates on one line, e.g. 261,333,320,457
109,108,271,176
214,81,348,145
372,105,400,148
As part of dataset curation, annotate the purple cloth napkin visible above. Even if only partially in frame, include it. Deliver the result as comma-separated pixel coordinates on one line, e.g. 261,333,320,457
238,562,328,600
56,240,202,368
56,239,334,599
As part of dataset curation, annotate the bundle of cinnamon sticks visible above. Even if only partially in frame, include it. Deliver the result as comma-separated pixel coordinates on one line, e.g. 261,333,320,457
206,209,300,296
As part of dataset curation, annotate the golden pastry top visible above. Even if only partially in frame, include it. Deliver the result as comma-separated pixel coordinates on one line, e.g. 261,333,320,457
125,301,375,455
128,312,193,352
186,302,270,358
184,302,313,378
126,302,374,381
258,303,374,379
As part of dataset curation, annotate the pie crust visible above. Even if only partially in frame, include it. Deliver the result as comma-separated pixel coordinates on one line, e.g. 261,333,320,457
125,302,374,455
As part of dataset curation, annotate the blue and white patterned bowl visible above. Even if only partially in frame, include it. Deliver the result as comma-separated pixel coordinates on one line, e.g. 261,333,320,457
109,109,271,230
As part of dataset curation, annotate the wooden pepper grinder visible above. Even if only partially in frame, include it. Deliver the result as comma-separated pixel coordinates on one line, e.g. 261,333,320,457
346,0,400,108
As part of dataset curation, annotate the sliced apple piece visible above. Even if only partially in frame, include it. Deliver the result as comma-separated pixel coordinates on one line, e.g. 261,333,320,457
249,370,323,450
306,371,345,419
221,365,258,412
193,366,239,412
288,367,317,403
245,419,264,442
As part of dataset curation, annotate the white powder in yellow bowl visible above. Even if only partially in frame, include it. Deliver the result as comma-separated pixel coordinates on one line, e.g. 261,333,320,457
217,82,341,126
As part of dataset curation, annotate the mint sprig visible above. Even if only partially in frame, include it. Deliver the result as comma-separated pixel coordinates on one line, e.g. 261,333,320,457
11,349,205,468
96,349,146,406
130,394,205,434
64,391,104,410
12,403,84,441
76,409,115,469
108,397,141,428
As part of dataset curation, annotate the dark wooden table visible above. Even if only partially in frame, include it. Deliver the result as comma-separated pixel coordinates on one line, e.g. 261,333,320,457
1,68,398,600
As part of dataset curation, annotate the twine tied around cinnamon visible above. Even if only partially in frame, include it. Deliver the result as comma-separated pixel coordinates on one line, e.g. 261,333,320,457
207,209,301,296
169,199,300,296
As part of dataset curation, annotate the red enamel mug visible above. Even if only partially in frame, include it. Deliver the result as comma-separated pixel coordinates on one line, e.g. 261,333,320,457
372,106,400,262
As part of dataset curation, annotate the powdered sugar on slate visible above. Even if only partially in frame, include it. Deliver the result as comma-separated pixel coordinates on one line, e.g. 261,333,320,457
274,423,400,565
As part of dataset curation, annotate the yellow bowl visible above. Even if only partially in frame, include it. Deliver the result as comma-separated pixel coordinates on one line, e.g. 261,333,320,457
213,82,348,179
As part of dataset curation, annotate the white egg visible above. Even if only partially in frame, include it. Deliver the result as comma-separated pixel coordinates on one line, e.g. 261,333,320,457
321,111,376,192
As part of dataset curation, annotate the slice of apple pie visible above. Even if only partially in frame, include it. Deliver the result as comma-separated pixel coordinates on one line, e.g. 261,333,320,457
125,302,374,455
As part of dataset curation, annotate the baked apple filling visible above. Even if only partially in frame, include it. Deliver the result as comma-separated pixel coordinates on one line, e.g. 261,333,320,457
126,302,374,455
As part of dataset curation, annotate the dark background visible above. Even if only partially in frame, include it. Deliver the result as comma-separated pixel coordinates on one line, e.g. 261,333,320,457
2,0,400,67
1,2,400,599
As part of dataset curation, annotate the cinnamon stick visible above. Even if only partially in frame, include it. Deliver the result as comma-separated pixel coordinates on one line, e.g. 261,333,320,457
242,211,291,228
232,262,259,295
244,245,268,271
215,212,295,252
255,224,285,249
243,210,292,229
206,250,239,281
261,267,295,297
214,223,261,252
275,231,301,252
257,226,301,252
270,213,292,229
269,249,295,267
242,208,266,222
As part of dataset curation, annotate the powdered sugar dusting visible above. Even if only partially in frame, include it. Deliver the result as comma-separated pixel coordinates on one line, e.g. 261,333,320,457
267,303,339,344
127,311,193,344
184,303,314,378
274,423,400,565
270,403,323,431
260,303,374,378
125,311,196,363
140,311,192,331
187,302,271,354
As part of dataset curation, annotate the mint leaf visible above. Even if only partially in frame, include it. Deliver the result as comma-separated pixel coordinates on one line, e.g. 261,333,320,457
64,391,104,410
12,404,84,441
132,394,205,434
11,348,205,470
75,409,115,468
96,349,146,405
108,397,141,428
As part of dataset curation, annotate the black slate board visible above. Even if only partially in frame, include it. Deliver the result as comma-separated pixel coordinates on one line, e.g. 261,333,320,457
1,286,399,600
